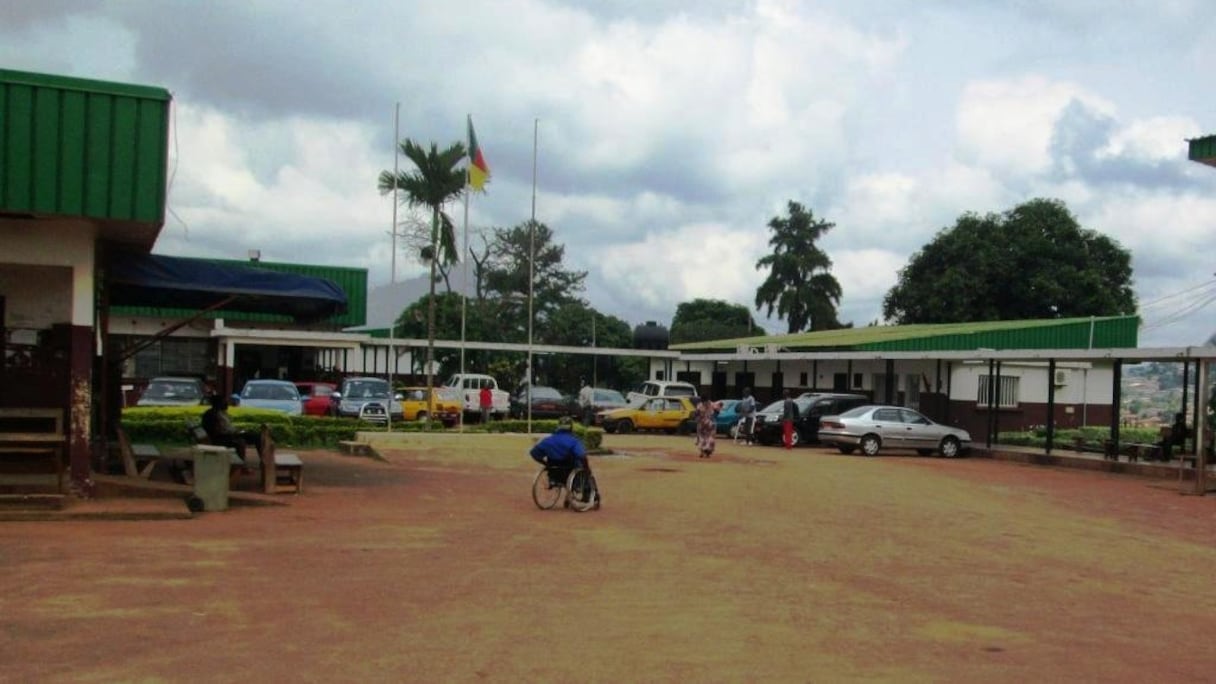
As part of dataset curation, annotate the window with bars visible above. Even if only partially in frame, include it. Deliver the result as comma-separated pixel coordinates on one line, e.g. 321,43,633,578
132,338,211,378
976,375,1019,408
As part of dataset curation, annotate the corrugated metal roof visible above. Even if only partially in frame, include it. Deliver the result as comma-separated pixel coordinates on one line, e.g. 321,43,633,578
1188,133,1216,168
670,316,1140,352
0,68,171,238
110,258,368,327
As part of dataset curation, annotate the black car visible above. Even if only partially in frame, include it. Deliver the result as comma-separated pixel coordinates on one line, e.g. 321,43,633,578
752,393,870,447
509,385,577,420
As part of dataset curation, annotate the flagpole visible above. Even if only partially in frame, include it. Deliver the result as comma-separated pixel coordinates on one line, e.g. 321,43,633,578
527,118,537,434
387,102,400,433
459,115,472,433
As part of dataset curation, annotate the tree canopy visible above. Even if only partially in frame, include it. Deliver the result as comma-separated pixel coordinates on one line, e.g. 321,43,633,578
882,198,1136,324
391,221,644,391
754,201,844,333
670,298,758,344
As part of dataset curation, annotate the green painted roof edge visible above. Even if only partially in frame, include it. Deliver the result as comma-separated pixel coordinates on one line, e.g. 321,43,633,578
1188,134,1216,166
0,68,171,101
670,315,1141,352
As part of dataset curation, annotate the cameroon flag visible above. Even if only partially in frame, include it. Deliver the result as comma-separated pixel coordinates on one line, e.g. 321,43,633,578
467,116,490,191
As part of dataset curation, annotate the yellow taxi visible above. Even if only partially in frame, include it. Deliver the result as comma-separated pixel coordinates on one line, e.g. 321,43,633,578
598,396,696,434
399,386,462,426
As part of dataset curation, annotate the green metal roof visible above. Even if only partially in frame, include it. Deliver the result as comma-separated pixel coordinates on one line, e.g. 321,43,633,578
0,69,172,241
670,316,1141,352
111,258,368,328
1188,134,1216,168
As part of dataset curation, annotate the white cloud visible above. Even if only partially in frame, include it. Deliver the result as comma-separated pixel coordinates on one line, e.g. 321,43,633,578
956,76,1116,175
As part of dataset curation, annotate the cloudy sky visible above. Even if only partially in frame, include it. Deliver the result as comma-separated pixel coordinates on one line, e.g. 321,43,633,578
5,0,1216,346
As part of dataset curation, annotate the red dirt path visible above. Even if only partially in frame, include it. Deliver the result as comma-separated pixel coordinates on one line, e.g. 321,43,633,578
1,434,1214,682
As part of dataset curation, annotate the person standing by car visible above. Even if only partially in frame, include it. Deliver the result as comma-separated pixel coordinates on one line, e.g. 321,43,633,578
781,389,796,450
479,385,493,424
695,395,720,458
737,387,756,445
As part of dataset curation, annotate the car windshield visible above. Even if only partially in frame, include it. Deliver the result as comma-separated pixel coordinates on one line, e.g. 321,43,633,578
345,380,389,398
838,406,872,418
244,383,298,401
594,389,625,403
527,387,563,400
145,381,201,400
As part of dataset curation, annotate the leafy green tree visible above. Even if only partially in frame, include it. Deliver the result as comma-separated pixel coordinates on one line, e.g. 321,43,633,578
378,139,467,403
882,198,1136,324
484,220,588,323
754,201,844,333
670,298,758,344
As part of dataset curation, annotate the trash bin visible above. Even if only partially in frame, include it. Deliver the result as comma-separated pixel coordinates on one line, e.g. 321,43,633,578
192,445,232,511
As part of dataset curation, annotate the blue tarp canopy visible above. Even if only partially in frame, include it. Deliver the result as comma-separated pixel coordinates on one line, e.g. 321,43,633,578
106,250,348,322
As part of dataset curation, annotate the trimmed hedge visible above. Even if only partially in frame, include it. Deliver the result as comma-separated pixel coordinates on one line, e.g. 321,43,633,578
119,408,604,451
997,426,1161,450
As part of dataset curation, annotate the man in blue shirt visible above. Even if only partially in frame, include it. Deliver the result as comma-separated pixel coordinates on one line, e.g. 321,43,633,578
530,416,599,508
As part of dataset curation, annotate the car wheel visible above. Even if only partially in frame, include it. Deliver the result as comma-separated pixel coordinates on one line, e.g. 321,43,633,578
860,434,881,456
617,419,634,434
940,436,961,458
837,446,855,455
416,411,428,422
789,431,802,448
729,423,740,439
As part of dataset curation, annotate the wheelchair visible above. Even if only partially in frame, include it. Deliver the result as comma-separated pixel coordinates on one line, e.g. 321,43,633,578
531,461,600,512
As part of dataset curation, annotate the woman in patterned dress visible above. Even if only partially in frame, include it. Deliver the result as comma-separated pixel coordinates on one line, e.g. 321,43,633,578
695,395,720,458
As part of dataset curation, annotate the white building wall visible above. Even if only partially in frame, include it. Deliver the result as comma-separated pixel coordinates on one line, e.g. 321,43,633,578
1,219,96,327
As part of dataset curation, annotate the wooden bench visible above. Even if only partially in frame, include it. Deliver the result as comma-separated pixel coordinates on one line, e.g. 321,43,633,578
0,408,66,493
337,440,371,456
260,425,303,494
116,426,165,479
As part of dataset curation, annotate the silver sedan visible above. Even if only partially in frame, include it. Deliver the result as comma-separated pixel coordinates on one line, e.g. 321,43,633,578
818,405,972,458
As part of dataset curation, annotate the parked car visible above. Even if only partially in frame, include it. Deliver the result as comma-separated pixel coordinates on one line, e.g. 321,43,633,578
295,381,337,417
577,386,629,424
233,379,302,416
333,377,404,420
399,386,462,426
510,385,577,420
136,377,206,407
599,396,697,434
818,405,972,458
677,398,742,435
752,393,870,447
625,380,698,405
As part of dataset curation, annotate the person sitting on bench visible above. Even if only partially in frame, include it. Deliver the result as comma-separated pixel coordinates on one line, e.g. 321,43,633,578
1158,412,1189,461
201,395,263,466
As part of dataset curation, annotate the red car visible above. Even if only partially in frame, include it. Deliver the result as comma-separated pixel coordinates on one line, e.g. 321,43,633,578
294,381,337,417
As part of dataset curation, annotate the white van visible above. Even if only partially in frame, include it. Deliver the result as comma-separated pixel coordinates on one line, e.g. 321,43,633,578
626,380,698,405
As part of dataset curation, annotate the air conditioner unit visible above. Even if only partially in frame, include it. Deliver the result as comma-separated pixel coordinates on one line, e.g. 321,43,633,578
1053,369,1069,386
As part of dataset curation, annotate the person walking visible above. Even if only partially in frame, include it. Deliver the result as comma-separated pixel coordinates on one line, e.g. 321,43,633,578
695,395,719,458
781,389,796,450
737,387,756,445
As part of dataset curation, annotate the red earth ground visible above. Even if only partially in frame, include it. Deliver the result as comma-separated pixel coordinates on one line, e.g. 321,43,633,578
1,433,1214,682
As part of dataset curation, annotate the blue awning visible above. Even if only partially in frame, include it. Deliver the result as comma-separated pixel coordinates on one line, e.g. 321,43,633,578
106,250,348,322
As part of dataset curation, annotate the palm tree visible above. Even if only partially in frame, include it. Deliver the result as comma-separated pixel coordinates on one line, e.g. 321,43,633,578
754,201,843,333
378,139,467,409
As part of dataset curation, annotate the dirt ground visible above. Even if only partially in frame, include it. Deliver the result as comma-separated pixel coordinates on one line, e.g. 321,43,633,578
2,433,1214,683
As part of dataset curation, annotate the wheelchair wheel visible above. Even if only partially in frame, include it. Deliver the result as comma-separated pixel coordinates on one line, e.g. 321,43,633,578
531,467,563,510
565,467,598,512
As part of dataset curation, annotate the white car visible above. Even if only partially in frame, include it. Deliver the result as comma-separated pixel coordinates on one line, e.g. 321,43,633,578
625,380,698,405
818,405,972,458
